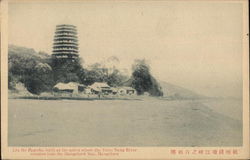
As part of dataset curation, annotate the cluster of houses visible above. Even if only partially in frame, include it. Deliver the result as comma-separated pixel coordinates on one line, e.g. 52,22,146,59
52,82,137,96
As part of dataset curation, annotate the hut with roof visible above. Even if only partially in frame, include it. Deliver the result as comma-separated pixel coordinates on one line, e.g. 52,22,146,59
53,82,86,95
89,82,112,95
117,87,137,95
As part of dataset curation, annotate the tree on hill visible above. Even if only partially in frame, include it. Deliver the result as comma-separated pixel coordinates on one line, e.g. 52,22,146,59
106,68,128,87
131,59,163,96
51,58,83,83
78,69,104,86
8,45,53,94
79,61,128,86
24,63,54,94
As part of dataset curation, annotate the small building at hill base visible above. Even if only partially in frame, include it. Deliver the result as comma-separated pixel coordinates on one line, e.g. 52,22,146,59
117,87,137,95
53,82,137,96
53,82,86,94
89,82,112,95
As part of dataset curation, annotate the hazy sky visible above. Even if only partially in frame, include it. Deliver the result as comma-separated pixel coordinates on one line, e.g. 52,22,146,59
8,1,244,97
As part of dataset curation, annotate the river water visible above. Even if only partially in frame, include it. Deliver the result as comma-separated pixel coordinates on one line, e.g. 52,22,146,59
8,98,242,146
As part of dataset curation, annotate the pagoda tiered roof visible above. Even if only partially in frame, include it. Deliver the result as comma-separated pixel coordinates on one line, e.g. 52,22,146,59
52,24,79,59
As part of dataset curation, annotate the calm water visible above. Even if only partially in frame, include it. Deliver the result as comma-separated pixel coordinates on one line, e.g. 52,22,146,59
8,98,242,146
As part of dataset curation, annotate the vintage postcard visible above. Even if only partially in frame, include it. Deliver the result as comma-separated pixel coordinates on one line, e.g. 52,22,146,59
1,0,249,159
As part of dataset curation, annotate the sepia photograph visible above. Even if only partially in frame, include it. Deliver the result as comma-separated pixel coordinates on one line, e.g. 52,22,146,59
1,0,249,159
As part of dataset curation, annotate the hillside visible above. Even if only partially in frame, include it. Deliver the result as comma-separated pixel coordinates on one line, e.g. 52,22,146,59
8,45,205,99
8,45,53,94
160,81,206,99
122,78,205,99
8,44,50,59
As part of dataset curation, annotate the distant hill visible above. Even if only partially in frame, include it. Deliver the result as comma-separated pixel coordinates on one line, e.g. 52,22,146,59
121,77,204,99
160,81,206,99
8,44,50,59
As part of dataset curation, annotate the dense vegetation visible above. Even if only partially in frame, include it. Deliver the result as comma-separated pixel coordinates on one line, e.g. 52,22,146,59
8,45,163,96
130,59,163,96
8,45,53,94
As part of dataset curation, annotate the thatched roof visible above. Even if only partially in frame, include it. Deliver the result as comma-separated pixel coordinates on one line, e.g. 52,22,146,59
89,82,110,92
118,86,136,91
53,82,85,90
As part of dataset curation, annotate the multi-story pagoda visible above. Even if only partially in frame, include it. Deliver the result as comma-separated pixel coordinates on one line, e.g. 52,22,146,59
52,24,79,60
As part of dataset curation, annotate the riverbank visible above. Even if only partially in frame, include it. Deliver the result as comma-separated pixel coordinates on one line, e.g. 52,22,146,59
8,90,207,101
9,96,143,101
